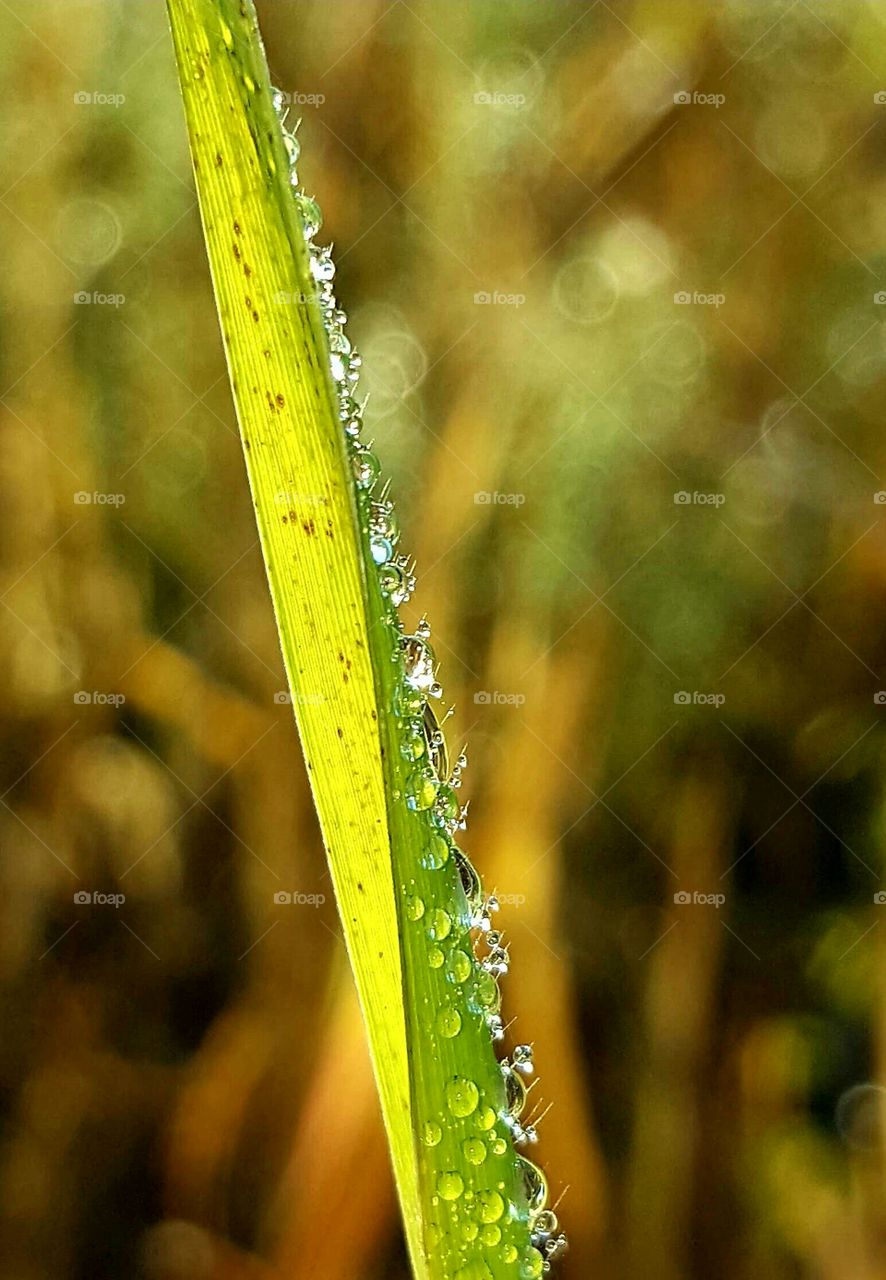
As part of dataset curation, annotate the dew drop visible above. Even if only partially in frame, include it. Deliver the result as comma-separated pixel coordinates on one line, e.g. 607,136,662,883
454,848,483,915
395,680,424,718
461,1221,479,1242
437,1170,464,1201
446,1076,480,1118
402,634,437,693
475,1106,496,1132
437,1004,462,1038
446,948,472,985
503,1244,518,1264
427,907,452,941
283,132,300,166
405,893,425,922
502,1065,528,1119
472,969,501,1013
462,1136,486,1165
423,1119,442,1147
400,720,427,762
370,533,394,565
519,1247,544,1279
428,944,445,969
295,193,322,238
475,1188,504,1224
423,832,451,870
480,1223,501,1246
490,1134,507,1156
433,782,460,827
517,1156,548,1218
352,449,380,489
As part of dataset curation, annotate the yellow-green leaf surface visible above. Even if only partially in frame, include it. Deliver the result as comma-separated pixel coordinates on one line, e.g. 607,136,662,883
166,3,551,1278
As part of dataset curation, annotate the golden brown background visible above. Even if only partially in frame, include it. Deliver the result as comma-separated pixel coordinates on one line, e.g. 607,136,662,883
3,1,886,1277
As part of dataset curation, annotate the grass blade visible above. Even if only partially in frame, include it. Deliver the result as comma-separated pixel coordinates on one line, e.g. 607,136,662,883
165,3,560,1276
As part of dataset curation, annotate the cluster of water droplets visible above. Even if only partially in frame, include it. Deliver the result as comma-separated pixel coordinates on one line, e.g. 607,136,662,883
273,90,566,1275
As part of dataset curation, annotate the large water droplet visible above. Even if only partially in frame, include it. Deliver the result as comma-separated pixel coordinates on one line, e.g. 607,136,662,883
446,948,472,985
446,1076,480,1118
423,1119,442,1147
475,1106,496,1132
518,1246,544,1279
423,832,451,870
295,193,322,238
352,448,380,490
475,1189,504,1223
437,1004,462,1038
427,907,452,941
437,1170,464,1201
405,892,425,922
402,634,437,693
462,1136,486,1165
502,1064,527,1119
406,768,437,811
517,1156,548,1218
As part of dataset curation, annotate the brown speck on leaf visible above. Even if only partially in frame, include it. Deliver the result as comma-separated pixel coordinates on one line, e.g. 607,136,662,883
233,243,241,260
215,153,223,167
276,393,285,408
336,727,343,739
289,509,297,522
233,220,241,235
252,311,259,322
244,263,251,277
302,519,316,536
282,515,288,524
244,440,251,451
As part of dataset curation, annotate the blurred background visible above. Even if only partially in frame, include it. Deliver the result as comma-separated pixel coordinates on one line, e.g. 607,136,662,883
3,1,886,1277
